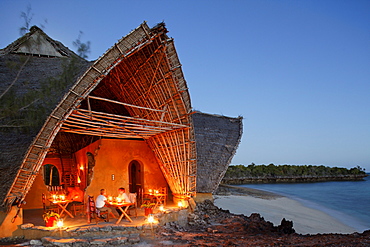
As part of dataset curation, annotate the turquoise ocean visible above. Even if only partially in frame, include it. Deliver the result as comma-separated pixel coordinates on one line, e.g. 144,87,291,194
238,174,370,233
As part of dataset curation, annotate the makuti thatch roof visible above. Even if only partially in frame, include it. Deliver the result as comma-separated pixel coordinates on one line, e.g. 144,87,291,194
0,22,196,210
0,25,92,210
193,112,242,193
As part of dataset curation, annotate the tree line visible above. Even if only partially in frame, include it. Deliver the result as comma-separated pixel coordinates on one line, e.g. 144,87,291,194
224,163,367,179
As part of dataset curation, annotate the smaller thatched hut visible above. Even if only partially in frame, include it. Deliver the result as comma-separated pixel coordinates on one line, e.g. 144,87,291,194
192,112,243,201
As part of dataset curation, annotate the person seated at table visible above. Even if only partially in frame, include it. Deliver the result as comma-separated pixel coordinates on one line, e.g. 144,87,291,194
116,187,131,216
66,186,84,212
96,189,112,218
66,186,84,203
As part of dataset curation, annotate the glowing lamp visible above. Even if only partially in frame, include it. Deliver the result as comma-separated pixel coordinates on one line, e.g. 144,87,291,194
117,197,122,203
60,195,65,201
178,201,183,208
77,176,81,183
52,194,57,200
79,165,84,170
147,214,155,223
148,189,152,193
154,190,159,194
108,196,113,202
159,204,165,212
56,219,64,228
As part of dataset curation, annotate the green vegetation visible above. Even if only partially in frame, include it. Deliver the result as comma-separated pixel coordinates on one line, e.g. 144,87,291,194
224,163,366,179
73,31,91,59
0,57,82,133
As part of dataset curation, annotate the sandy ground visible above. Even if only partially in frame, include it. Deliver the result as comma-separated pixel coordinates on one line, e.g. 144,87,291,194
214,193,357,235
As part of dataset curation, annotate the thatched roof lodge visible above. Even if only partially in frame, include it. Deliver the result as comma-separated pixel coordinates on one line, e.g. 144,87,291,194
0,22,242,237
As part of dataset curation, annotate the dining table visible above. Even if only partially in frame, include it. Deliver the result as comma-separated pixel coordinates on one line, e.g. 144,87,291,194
106,201,134,224
49,198,74,218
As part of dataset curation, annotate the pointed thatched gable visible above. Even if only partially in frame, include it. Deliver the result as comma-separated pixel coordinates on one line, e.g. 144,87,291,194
1,26,70,57
0,22,197,209
193,112,243,193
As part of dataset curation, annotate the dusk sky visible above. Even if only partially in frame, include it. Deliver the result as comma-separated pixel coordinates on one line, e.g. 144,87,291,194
1,1,369,171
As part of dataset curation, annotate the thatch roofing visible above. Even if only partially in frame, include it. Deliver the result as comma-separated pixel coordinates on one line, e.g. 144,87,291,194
0,26,72,57
0,26,91,210
0,22,196,209
193,112,243,193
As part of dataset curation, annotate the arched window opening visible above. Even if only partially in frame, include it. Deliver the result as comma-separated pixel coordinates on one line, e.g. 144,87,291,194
43,164,60,186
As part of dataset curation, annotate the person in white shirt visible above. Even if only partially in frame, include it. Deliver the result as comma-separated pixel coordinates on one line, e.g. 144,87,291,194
95,189,112,216
116,187,130,216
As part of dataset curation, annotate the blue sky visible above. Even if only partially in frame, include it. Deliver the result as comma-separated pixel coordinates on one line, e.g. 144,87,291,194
1,0,369,171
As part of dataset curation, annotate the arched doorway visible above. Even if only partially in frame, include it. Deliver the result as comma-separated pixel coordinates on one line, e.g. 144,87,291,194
128,160,142,194
43,164,60,186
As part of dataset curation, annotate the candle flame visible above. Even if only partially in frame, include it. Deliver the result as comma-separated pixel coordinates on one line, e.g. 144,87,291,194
56,219,64,228
147,214,155,223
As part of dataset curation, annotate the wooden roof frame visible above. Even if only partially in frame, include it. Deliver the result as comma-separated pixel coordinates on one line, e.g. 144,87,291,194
5,22,197,207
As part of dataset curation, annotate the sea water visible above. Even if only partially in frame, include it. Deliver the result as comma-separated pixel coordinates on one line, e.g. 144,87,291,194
238,174,370,232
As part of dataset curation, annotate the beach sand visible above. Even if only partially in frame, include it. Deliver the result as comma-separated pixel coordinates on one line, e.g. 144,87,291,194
214,186,357,235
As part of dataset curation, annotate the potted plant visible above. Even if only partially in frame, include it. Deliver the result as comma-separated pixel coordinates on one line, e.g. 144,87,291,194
42,211,60,227
140,202,155,216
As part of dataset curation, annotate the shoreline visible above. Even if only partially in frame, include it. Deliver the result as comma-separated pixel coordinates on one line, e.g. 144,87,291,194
214,185,358,235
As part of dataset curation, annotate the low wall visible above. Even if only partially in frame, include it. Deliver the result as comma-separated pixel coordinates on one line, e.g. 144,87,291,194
14,208,190,240
0,206,23,238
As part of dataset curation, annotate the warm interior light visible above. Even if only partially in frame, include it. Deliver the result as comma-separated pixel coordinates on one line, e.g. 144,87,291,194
77,176,81,183
79,165,84,170
178,201,183,208
108,196,113,202
60,195,65,201
56,219,64,228
116,197,122,203
159,204,164,212
154,190,159,194
148,189,152,193
147,214,155,223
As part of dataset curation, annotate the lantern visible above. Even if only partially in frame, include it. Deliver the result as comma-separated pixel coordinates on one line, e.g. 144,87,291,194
147,214,155,224
56,218,64,228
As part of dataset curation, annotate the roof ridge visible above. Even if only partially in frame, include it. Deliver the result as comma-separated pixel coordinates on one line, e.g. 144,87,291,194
0,25,79,58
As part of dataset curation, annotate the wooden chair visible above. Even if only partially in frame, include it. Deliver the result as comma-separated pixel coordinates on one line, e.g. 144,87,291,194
87,195,109,224
156,187,167,206
72,201,85,217
128,193,138,218
42,193,58,213
141,188,155,205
